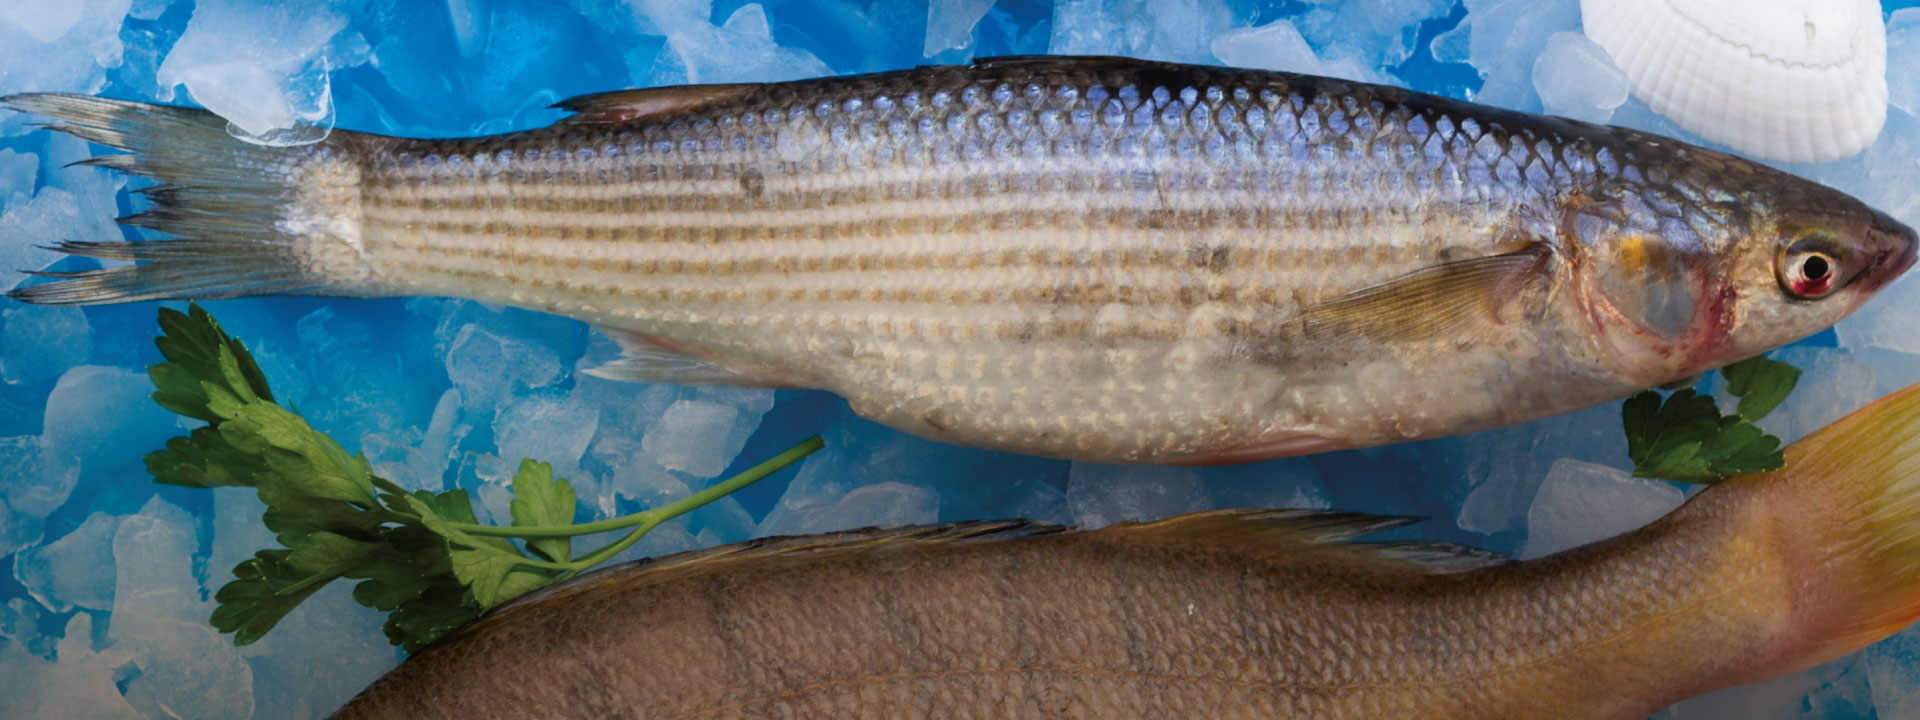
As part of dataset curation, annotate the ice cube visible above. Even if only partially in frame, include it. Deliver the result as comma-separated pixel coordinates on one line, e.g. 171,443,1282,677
118,617,256,720
1292,0,1453,70
0,148,37,205
1050,0,1234,64
0,0,130,99
1869,626,1920,719
209,486,275,585
0,188,88,293
1838,272,1920,358
0,434,80,543
0,0,84,43
0,613,139,720
111,495,209,626
1210,21,1323,74
1066,463,1211,528
495,391,599,478
925,0,995,57
644,1,835,86
2,306,92,386
1753,346,1878,446
446,323,562,413
1450,0,1580,110
1531,31,1629,124
12,511,119,613
643,399,741,477
1890,10,1920,120
155,0,356,144
1454,401,1630,536
41,365,180,476
761,481,941,536
238,583,396,720
128,0,172,20
1203,457,1333,511
1518,458,1683,559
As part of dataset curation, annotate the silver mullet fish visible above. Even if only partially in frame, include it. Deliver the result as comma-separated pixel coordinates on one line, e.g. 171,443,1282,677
3,56,1913,463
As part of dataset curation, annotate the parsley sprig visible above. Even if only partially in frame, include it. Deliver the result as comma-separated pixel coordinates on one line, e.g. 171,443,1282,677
1623,355,1802,483
143,305,821,651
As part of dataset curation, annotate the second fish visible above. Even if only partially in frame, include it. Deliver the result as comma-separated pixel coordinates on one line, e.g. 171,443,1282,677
5,56,1914,463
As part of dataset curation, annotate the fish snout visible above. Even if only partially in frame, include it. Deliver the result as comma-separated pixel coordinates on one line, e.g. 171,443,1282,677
1865,210,1919,290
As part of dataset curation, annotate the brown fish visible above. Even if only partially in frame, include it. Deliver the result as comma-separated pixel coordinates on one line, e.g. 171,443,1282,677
329,381,1920,719
3,56,1913,463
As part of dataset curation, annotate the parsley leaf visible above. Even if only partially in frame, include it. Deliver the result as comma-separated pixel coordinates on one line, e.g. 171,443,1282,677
1721,354,1803,422
139,304,822,650
1623,355,1802,483
509,460,575,563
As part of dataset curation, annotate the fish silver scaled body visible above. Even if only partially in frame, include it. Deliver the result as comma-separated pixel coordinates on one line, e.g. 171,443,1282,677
4,56,1913,463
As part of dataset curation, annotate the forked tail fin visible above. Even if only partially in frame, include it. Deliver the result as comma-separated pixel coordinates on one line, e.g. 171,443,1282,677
1,93,375,304
1761,381,1920,667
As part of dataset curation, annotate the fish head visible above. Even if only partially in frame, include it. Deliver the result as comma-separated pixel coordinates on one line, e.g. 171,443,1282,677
1567,177,1914,386
1721,193,1916,358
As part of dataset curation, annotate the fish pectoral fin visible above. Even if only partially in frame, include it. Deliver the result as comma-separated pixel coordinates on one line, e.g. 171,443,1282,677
585,329,798,389
1101,509,1510,575
553,84,761,124
1290,243,1554,344
1658,374,1703,391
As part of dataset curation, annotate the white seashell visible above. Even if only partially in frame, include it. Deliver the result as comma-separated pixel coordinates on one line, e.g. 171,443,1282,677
1580,0,1887,163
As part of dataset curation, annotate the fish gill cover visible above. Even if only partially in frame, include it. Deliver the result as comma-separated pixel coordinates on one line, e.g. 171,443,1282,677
0,0,1916,718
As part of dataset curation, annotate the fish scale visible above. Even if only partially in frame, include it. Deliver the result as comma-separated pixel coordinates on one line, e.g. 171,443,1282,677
2,56,1911,463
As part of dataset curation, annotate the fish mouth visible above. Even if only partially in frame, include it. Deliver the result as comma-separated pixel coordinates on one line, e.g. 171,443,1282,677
1856,211,1918,293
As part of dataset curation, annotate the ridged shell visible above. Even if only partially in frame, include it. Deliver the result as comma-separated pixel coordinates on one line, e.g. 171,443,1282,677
1580,0,1887,163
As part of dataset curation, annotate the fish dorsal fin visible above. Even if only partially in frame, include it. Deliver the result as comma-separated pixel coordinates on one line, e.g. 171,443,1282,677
1288,243,1555,344
487,519,1070,616
971,55,1161,73
584,328,798,388
553,83,760,124
1097,509,1509,575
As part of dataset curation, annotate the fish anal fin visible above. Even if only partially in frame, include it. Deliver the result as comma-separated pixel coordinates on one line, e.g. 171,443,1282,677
585,329,798,389
1168,434,1346,466
1099,509,1510,575
553,84,760,124
1292,243,1555,344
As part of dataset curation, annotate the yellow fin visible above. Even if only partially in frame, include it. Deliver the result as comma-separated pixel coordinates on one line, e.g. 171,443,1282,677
1291,244,1554,344
552,83,760,124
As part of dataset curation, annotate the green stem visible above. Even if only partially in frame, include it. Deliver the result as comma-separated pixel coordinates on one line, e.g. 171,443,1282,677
448,435,824,539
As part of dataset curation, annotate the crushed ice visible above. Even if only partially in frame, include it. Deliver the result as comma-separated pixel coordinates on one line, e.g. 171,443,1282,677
0,0,1916,717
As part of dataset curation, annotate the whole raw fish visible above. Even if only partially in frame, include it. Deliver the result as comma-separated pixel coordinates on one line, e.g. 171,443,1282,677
4,56,1913,463
327,381,1920,720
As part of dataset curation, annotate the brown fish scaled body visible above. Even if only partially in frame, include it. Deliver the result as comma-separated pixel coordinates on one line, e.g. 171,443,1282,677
328,382,1920,719
3,57,1913,463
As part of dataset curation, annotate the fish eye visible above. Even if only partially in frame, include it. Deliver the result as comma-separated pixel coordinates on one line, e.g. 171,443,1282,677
1778,233,1844,300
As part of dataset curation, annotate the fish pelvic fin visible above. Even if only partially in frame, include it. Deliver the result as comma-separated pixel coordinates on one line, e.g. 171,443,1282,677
1,93,374,305
1749,381,1920,669
553,84,760,124
584,328,801,388
1287,243,1554,345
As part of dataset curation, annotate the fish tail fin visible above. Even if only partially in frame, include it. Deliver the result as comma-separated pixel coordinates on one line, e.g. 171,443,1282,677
1761,382,1920,667
1,93,379,305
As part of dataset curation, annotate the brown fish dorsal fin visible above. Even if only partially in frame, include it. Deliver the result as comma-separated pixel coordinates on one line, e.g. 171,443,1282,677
1289,243,1555,344
971,55,1160,72
1097,509,1509,575
485,519,1071,617
552,83,760,124
584,328,799,388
